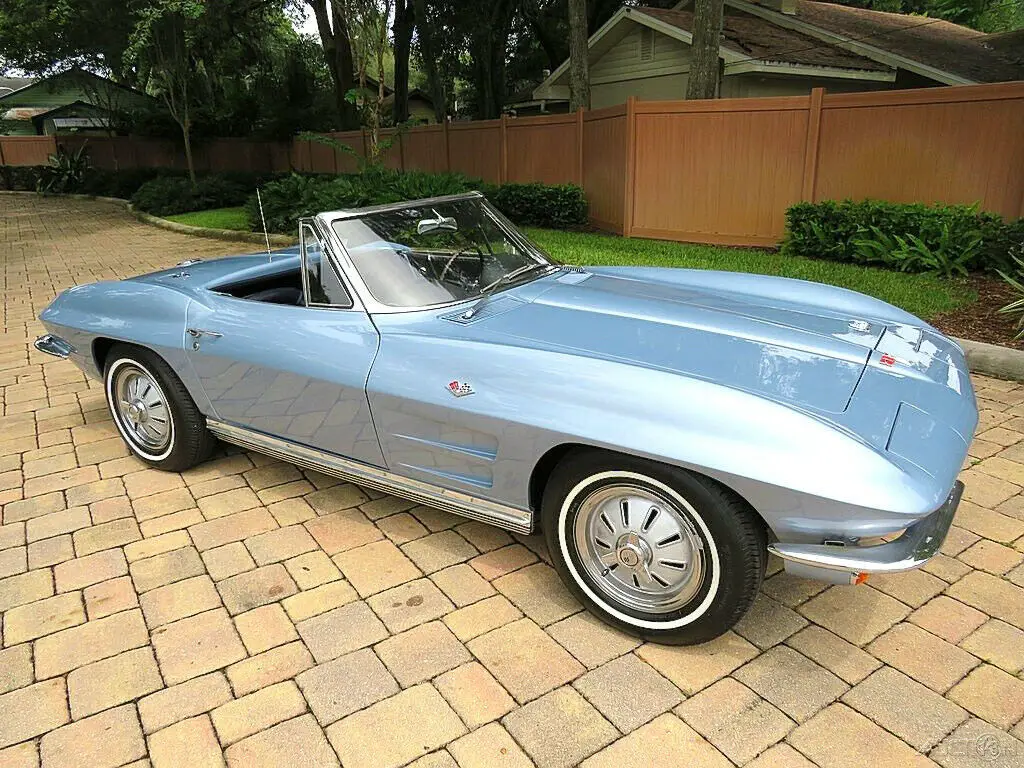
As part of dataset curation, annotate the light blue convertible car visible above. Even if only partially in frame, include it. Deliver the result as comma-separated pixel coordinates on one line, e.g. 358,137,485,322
36,192,976,644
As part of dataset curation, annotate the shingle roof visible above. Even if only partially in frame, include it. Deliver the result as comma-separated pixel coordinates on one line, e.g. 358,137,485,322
792,1,1024,83
0,77,35,95
638,6,890,71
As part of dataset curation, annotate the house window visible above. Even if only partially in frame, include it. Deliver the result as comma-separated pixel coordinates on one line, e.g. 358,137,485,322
639,27,656,62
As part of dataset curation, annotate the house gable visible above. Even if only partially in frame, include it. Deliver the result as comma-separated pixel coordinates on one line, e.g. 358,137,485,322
533,2,899,102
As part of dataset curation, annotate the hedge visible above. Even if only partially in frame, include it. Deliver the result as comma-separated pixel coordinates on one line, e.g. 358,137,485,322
783,199,1024,277
1,164,588,233
245,170,589,234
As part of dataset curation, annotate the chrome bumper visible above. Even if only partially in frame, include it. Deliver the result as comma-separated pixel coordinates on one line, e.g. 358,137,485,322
34,334,75,359
768,481,962,584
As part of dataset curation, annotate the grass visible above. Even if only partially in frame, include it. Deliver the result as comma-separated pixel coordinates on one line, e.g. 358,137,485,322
166,206,250,231
158,207,975,321
527,228,975,321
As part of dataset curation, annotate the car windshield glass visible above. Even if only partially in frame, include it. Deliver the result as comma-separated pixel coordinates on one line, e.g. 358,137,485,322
331,197,551,308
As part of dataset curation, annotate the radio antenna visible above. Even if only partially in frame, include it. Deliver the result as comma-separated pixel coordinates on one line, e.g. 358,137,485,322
256,188,271,260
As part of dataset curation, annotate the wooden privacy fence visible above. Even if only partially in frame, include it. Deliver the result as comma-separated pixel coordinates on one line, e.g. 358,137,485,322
2,80,1022,245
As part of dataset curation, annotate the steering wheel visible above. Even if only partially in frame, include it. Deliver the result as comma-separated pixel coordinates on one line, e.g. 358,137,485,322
429,245,485,284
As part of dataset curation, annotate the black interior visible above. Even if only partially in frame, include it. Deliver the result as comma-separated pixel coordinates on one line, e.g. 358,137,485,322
217,269,304,305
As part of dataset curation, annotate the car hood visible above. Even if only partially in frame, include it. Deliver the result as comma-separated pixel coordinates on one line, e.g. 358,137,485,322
465,266,931,416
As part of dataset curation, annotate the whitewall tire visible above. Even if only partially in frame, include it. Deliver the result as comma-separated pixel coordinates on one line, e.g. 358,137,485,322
103,344,216,472
542,449,767,645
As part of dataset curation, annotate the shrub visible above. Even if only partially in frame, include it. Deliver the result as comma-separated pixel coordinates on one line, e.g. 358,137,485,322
0,165,43,191
484,182,588,229
245,173,371,233
79,168,171,199
249,171,589,235
131,174,252,216
783,199,1021,275
38,143,91,194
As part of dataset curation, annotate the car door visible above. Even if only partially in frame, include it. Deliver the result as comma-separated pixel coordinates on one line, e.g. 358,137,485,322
184,221,385,468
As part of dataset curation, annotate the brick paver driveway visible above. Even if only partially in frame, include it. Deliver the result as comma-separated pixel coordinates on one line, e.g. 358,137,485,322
1,194,1023,768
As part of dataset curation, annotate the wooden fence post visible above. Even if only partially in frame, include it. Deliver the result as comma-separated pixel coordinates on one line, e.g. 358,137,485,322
576,107,585,187
499,114,509,184
398,130,406,172
442,119,451,173
0,138,6,167
623,96,637,237
801,87,825,203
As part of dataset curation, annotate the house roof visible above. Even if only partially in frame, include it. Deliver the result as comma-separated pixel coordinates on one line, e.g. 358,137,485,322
0,77,36,96
533,0,1024,101
637,6,889,72
0,67,152,106
783,0,1024,84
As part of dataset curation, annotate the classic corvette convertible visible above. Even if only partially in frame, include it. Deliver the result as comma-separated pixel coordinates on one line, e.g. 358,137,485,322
36,192,977,644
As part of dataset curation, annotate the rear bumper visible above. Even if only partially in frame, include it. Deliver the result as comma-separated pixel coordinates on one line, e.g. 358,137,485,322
34,334,75,359
768,480,962,584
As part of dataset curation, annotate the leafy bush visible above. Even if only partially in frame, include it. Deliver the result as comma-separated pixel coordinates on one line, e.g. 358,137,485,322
245,173,371,233
37,144,91,194
484,182,588,229
131,174,253,217
248,170,588,234
0,166,43,191
79,168,171,199
783,199,1020,275
247,169,477,234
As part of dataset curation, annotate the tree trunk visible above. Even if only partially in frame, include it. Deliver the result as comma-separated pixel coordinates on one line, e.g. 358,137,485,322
181,117,196,185
567,0,590,111
686,0,724,101
308,0,360,129
411,0,446,121
392,0,414,124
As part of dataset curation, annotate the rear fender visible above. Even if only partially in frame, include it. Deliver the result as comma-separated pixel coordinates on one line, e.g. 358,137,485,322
39,281,215,416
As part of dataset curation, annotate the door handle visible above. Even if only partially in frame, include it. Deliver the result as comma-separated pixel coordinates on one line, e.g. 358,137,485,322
187,328,223,339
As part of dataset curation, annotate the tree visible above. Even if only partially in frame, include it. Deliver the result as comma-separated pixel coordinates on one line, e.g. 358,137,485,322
567,0,590,111
465,0,519,119
686,0,723,100
305,0,360,129
411,0,453,121
392,0,415,124
349,0,394,158
126,0,206,183
0,0,140,82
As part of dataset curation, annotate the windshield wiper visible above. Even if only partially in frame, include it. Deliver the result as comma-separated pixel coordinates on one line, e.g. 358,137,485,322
460,262,549,320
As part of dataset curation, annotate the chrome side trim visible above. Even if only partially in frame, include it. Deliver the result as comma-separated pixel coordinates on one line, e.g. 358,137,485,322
206,420,534,535
34,334,75,359
769,481,962,575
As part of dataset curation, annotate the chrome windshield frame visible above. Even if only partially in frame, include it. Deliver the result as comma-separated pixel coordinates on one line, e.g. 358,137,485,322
316,192,555,315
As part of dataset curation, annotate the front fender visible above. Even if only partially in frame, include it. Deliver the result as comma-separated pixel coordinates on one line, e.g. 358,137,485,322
367,325,935,543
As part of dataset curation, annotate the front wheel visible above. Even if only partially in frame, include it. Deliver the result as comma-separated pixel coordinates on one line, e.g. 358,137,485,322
542,450,767,645
104,344,216,472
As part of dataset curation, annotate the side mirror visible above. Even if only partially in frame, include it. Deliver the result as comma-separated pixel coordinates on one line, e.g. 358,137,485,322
417,216,458,235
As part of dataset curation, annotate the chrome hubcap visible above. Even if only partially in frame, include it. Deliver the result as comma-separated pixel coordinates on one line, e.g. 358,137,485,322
574,484,705,614
113,365,171,453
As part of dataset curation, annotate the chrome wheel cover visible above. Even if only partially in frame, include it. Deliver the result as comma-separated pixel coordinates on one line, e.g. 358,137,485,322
573,483,706,614
110,362,172,456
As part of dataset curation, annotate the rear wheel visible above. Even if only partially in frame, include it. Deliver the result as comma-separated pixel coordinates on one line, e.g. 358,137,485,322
542,449,766,645
104,344,216,471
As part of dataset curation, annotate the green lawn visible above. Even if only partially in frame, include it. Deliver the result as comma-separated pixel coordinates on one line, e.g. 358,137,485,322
159,207,974,321
166,206,250,231
527,228,974,321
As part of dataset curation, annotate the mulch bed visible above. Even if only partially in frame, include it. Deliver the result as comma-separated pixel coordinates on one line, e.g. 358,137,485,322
931,275,1024,350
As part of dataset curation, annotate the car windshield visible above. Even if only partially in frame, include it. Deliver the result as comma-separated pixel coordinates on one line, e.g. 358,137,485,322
330,196,552,308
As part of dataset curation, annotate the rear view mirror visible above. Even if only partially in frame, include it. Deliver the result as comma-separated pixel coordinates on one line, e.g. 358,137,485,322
417,216,458,235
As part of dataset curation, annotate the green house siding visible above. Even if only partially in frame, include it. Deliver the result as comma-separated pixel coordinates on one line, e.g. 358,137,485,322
0,70,152,135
